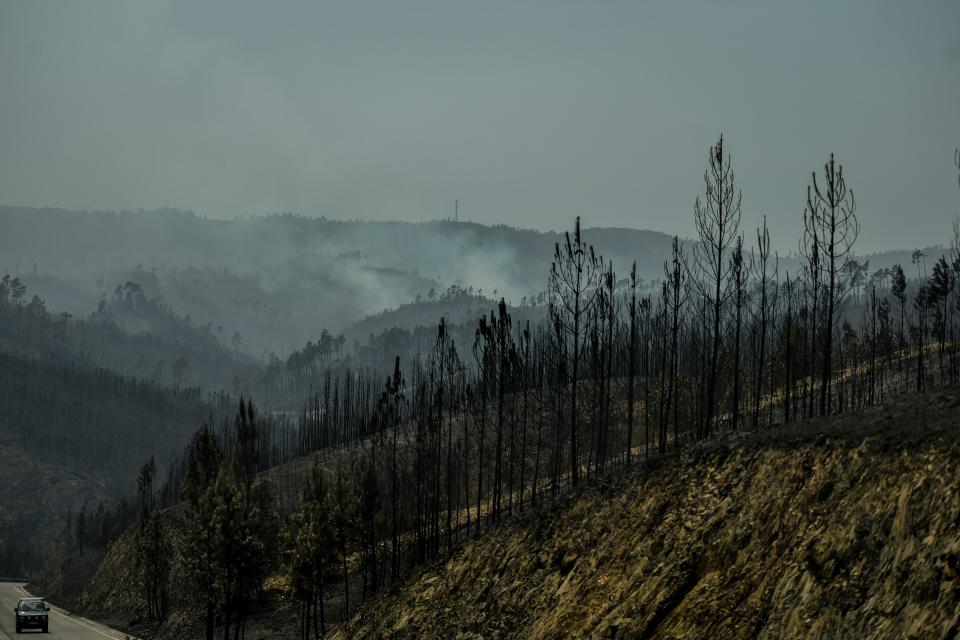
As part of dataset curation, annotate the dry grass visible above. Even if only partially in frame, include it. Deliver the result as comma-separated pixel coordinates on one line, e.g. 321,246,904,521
330,387,960,640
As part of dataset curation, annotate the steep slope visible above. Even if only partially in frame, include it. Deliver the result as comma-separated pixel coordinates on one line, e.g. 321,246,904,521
0,430,112,562
0,349,221,576
333,389,960,640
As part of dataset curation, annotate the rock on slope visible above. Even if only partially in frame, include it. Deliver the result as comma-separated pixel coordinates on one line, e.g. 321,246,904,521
334,389,960,640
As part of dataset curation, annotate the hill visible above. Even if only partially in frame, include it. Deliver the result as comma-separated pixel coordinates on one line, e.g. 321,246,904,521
0,349,225,575
332,389,960,640
0,207,676,354
26,387,960,639
3,205,944,360
0,273,256,391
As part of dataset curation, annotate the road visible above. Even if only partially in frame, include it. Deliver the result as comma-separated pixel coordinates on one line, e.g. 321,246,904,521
0,582,134,639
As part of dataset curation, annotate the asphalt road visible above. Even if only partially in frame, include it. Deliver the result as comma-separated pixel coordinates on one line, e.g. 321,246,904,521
0,582,133,639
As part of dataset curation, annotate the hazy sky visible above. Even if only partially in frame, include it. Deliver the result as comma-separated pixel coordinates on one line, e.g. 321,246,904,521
2,1,958,252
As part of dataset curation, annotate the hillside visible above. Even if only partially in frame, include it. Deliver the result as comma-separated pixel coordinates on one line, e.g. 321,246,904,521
0,429,112,560
330,388,960,640
0,274,255,391
4,205,945,360
28,387,960,639
0,349,224,575
0,207,678,354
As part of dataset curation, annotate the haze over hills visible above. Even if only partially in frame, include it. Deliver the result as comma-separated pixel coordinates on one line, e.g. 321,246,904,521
1,205,947,361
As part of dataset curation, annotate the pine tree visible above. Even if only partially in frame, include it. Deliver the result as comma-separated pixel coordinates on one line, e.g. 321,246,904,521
891,264,907,389
288,457,336,639
805,154,859,414
549,217,601,486
750,217,777,427
690,135,742,438
135,511,171,620
930,256,952,383
331,463,357,616
182,425,224,640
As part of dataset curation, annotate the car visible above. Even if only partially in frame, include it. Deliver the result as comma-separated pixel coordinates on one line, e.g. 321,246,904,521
14,597,49,634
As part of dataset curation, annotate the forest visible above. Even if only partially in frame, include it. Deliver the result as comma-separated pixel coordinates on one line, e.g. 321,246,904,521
56,141,957,639
4,2,959,637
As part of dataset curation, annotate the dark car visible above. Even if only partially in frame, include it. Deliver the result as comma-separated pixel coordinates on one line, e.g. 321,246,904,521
14,597,49,634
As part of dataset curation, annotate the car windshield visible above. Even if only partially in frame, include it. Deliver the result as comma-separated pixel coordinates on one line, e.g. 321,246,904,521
18,601,45,612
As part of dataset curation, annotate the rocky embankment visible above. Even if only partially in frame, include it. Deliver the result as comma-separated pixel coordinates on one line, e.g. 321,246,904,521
334,389,960,639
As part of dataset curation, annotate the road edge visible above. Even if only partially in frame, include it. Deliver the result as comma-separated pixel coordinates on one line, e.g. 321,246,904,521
15,584,140,640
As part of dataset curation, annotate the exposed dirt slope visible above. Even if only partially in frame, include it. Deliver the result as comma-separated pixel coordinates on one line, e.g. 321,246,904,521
333,389,960,640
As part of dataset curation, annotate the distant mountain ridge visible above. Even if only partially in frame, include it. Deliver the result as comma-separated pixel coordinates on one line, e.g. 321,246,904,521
0,205,946,357
0,207,677,354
